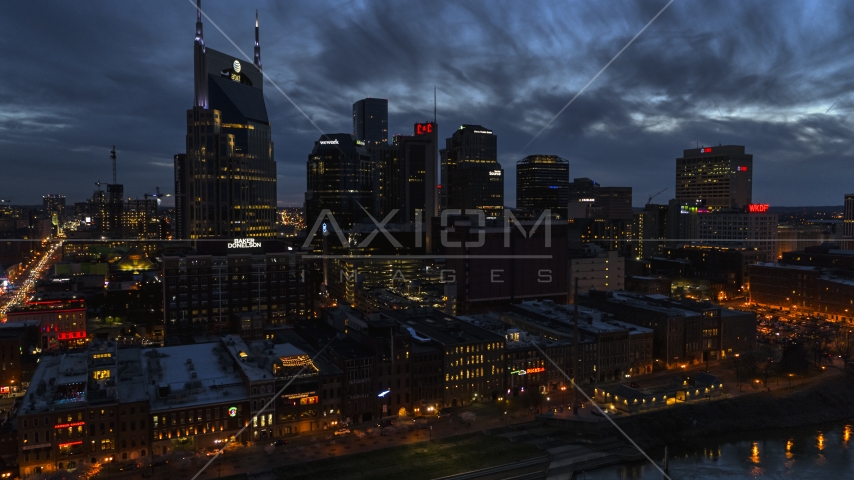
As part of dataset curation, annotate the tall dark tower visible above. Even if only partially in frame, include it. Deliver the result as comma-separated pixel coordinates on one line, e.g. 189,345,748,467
440,125,503,219
516,155,569,219
178,3,277,239
353,98,388,145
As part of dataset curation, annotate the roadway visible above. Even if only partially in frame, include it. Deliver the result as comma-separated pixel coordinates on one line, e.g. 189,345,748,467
0,240,60,317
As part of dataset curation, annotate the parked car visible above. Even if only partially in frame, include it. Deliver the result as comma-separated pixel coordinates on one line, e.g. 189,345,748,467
629,382,640,388
118,463,139,472
272,439,287,446
149,458,169,468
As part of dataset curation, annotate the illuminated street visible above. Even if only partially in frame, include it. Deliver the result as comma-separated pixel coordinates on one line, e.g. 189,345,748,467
0,241,60,318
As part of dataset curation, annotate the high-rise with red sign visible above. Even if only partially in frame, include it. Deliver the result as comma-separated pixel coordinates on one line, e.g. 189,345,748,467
675,145,753,210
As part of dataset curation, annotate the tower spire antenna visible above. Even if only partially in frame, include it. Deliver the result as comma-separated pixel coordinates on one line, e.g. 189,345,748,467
433,86,436,123
254,10,262,69
195,0,203,42
194,0,208,108
110,146,117,184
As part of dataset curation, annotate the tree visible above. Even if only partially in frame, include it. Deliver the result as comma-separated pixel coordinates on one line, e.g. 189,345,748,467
831,324,854,362
458,411,476,425
521,389,545,411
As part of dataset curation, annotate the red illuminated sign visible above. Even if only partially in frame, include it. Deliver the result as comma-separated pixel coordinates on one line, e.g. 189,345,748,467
526,367,545,374
55,421,85,429
57,331,87,341
58,441,83,448
747,204,769,213
700,147,712,153
737,166,749,172
415,123,434,135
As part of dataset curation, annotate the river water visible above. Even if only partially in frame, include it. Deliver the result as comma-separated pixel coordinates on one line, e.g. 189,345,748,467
581,421,854,479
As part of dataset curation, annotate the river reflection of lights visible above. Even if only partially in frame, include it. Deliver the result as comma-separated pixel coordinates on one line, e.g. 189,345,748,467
817,432,825,451
786,439,793,459
750,442,760,464
703,447,722,459
844,425,851,446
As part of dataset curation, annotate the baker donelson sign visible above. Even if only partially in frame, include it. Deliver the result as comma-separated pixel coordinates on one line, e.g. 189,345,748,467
227,238,262,249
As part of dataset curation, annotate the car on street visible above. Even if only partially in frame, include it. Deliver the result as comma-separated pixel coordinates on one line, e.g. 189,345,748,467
118,463,139,472
629,382,640,388
272,439,287,446
334,428,351,436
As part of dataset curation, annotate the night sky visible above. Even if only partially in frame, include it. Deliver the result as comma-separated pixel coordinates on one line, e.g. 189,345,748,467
2,0,853,208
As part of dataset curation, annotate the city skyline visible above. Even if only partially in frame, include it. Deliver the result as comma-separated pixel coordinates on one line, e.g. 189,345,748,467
2,0,854,208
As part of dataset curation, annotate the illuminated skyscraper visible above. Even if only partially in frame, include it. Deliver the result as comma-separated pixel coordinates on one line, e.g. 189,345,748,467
675,145,752,210
353,98,388,146
176,3,276,239
305,134,373,229
440,125,503,219
516,155,569,218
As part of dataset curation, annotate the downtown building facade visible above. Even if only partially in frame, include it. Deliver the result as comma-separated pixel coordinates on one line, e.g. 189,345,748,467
675,145,752,210
161,241,312,343
305,133,373,229
175,7,277,240
515,155,569,219
696,209,778,262
5,296,87,351
580,290,755,367
566,178,633,221
440,125,503,219
369,123,439,224
750,244,854,321
16,336,341,477
353,98,388,146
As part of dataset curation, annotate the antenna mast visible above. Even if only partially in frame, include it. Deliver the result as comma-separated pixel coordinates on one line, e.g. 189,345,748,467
433,86,437,123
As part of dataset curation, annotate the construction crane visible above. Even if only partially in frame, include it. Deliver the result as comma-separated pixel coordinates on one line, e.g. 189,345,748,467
646,188,667,205
144,187,172,205
110,146,117,184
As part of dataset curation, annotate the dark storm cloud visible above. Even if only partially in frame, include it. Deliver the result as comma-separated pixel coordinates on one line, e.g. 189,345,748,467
1,0,853,208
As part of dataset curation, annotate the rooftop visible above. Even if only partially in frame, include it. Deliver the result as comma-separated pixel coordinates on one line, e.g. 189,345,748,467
381,308,504,347
221,334,318,383
141,342,248,412
753,262,818,271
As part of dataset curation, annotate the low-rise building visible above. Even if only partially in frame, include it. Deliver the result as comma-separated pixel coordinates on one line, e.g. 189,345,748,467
750,261,854,321
580,290,755,367
16,340,148,477
5,296,87,351
568,245,625,299
380,309,505,408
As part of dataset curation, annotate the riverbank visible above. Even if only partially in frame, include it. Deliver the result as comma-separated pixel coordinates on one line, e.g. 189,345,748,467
615,370,854,449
